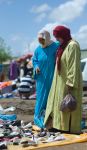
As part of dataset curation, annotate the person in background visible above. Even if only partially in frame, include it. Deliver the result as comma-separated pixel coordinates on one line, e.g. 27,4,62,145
24,61,29,76
18,73,35,99
32,30,60,128
44,25,82,134
0,64,5,82
19,63,24,78
9,60,20,80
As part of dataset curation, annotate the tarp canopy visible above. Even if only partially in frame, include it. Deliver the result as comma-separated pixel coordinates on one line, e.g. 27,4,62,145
17,53,33,63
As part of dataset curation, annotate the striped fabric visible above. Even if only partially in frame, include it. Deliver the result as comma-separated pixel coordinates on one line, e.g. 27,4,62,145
18,76,35,94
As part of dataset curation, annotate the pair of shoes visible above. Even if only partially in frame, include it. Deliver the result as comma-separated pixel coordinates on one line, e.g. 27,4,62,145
22,141,37,147
11,120,21,127
21,121,32,129
38,128,47,137
48,128,70,134
21,139,37,147
0,142,7,149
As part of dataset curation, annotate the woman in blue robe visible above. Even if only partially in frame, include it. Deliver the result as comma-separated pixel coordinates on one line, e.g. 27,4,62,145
32,30,60,128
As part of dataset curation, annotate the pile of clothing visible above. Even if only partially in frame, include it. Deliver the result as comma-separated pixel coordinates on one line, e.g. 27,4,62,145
82,98,87,129
17,75,35,99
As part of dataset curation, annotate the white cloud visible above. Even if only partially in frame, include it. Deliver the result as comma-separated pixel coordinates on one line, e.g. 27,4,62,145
40,22,60,34
8,34,31,56
78,25,87,33
30,3,51,14
30,3,51,22
31,0,87,23
0,0,14,5
29,39,38,53
73,25,87,49
49,0,87,23
35,13,46,22
11,35,22,43
10,34,38,56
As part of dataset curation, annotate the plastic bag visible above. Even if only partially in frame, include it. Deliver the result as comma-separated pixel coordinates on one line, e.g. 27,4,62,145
60,94,77,112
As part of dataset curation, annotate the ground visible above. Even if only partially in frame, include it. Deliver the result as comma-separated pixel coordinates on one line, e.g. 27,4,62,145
0,98,35,122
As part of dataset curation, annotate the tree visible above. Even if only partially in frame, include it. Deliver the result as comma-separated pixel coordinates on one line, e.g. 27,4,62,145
0,37,12,63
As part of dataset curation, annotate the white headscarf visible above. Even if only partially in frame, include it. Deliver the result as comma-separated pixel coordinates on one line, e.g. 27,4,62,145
38,30,53,48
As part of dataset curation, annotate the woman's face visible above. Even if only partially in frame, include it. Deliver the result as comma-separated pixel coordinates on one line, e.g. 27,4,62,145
55,37,63,45
38,38,45,45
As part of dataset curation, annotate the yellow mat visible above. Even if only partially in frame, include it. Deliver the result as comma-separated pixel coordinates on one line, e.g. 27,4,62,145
8,133,87,150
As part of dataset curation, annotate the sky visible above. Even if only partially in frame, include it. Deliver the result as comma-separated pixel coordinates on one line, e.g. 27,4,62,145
0,0,87,56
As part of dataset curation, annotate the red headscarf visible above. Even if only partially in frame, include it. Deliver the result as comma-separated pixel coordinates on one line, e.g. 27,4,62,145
53,25,72,73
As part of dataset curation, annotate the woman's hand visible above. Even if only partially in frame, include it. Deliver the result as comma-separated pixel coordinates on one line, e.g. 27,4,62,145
36,67,40,74
67,85,73,94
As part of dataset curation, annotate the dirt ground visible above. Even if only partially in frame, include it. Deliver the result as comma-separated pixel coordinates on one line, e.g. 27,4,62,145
0,98,87,150
0,98,35,122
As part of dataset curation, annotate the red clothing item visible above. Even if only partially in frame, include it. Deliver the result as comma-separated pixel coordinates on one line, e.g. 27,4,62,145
53,25,72,72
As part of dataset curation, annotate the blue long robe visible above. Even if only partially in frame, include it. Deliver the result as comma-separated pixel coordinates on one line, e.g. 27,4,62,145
32,42,60,128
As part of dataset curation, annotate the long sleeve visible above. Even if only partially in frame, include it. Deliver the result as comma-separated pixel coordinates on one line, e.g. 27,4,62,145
66,42,81,88
32,48,39,70
32,47,39,79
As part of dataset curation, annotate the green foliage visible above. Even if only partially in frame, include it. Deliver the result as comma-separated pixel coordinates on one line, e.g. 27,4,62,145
0,37,12,63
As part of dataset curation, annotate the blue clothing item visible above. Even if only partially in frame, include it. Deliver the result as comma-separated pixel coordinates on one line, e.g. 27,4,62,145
81,120,85,129
0,64,3,73
32,42,60,128
0,114,17,121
